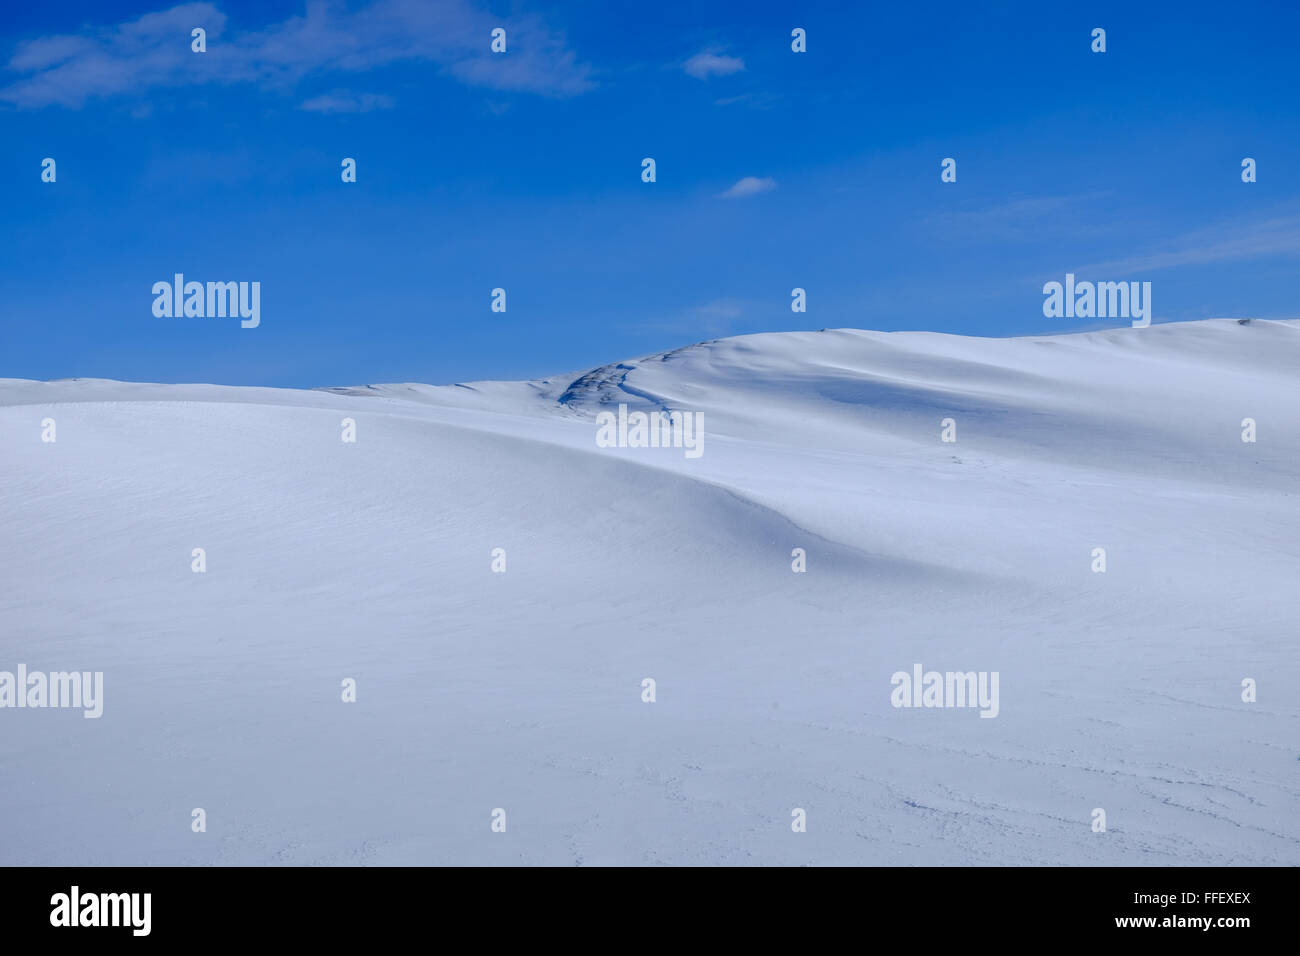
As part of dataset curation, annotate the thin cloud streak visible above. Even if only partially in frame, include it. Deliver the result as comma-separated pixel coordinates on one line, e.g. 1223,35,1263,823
299,89,394,113
1076,213,1300,275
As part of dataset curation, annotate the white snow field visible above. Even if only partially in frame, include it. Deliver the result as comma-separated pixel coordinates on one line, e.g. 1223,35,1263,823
1,318,1298,866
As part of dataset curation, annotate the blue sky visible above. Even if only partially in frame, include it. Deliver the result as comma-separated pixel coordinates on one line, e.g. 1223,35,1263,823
2,0,1298,387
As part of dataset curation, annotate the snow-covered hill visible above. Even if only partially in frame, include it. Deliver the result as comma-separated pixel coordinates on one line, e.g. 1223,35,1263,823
2,319,1297,865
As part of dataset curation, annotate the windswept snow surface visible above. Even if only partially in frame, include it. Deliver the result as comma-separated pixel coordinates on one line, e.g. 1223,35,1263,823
2,319,1298,866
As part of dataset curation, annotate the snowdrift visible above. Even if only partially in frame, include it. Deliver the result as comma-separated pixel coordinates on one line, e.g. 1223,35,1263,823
1,319,1297,865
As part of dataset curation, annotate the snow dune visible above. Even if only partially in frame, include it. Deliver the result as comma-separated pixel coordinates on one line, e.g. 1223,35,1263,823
1,318,1297,865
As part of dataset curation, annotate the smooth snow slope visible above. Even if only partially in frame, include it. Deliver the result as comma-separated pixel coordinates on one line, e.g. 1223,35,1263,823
1,319,1297,866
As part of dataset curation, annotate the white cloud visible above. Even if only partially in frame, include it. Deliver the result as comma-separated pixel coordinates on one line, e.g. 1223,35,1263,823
682,48,744,80
719,176,776,199
1,0,594,108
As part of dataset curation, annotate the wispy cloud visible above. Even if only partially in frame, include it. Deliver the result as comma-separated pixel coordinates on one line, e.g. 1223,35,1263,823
1076,212,1300,275
719,176,775,199
299,89,394,113
693,299,743,321
632,298,749,337
682,47,743,80
1,0,595,108
713,91,778,109
925,193,1117,241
